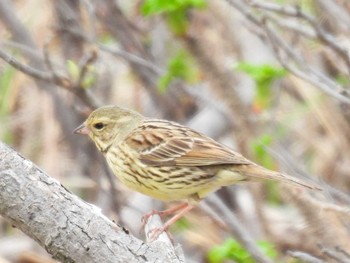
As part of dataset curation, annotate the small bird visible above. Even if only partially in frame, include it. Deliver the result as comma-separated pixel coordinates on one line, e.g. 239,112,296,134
74,105,319,239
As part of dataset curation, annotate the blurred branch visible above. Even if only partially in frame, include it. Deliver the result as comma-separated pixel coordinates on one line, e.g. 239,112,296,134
0,0,95,155
0,141,184,263
317,0,350,32
269,145,350,206
0,48,55,82
1,40,43,62
205,194,273,263
0,0,196,121
262,19,350,104
260,12,316,38
250,0,350,71
337,246,350,260
0,47,99,109
285,186,349,250
183,35,254,154
224,0,350,104
94,0,194,120
0,0,39,63
99,44,165,75
288,251,323,263
53,26,165,75
51,0,128,224
53,0,85,59
319,246,350,263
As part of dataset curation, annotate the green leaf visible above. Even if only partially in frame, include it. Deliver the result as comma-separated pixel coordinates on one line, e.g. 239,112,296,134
141,0,205,16
0,65,15,143
99,33,115,44
236,63,287,109
167,9,189,35
141,0,206,35
250,134,274,170
82,73,96,89
158,74,173,92
141,0,178,15
335,73,350,86
250,134,283,204
208,238,277,263
167,51,193,79
0,65,15,117
172,217,191,231
157,50,198,92
67,60,80,82
257,241,278,259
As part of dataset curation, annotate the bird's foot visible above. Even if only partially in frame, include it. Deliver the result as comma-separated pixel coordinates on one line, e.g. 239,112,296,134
140,203,188,230
147,225,174,242
140,209,165,232
140,203,194,239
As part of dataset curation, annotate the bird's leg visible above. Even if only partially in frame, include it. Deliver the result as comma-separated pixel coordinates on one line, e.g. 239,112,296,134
141,202,188,226
148,203,195,241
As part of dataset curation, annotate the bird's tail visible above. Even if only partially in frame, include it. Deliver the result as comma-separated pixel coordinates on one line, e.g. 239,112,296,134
244,164,321,190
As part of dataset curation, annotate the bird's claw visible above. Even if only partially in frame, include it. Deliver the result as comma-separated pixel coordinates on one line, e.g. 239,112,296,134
140,209,164,233
147,226,174,243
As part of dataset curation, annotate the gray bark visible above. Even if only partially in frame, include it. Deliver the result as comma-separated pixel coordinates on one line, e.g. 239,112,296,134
0,141,184,263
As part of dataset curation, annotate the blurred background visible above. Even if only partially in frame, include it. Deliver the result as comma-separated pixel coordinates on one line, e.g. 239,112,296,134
0,0,350,262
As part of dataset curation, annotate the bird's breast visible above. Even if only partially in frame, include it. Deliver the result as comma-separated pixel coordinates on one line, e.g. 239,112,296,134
105,144,221,201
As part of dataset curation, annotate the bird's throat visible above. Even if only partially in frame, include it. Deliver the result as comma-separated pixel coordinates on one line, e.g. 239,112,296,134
100,143,112,154
94,138,113,154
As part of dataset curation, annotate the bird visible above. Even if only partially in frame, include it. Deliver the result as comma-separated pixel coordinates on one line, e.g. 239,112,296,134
74,105,320,239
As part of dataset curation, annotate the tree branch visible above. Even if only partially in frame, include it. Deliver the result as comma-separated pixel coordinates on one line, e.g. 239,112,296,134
0,48,54,82
0,141,184,263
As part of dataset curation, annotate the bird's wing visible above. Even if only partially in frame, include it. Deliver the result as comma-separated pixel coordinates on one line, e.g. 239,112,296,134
124,120,251,167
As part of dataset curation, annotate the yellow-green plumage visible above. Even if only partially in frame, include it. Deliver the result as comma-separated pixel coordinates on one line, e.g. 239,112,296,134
75,105,319,205
106,142,222,201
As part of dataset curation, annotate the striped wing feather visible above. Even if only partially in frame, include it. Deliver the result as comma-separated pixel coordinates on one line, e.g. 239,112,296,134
125,120,251,167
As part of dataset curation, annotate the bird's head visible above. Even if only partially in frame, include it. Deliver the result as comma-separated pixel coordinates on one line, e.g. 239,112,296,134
74,105,143,153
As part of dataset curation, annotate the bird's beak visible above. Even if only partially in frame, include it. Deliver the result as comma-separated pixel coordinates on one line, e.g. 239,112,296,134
73,123,90,135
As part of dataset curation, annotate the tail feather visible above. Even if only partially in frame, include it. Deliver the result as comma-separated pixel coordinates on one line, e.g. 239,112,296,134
245,165,321,190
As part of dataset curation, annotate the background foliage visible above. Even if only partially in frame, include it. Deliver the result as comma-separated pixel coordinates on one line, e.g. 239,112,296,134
1,0,350,262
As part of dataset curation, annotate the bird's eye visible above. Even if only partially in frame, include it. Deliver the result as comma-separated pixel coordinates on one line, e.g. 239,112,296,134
93,122,104,130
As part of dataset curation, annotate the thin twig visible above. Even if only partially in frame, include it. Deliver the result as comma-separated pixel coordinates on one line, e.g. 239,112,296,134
43,36,98,108
336,246,350,260
99,44,164,75
54,25,164,75
320,246,350,263
0,47,98,108
224,0,350,104
249,0,350,72
77,49,98,87
205,194,273,263
1,40,43,60
288,251,324,263
262,12,316,39
0,48,53,81
261,19,350,103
